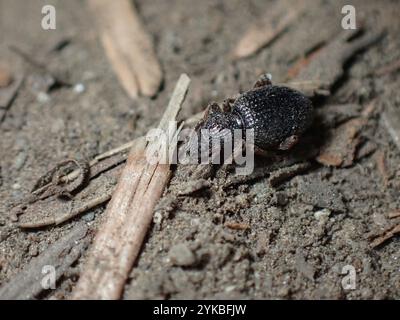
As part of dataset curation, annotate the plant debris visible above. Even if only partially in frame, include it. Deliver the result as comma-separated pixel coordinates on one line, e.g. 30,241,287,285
316,117,367,167
370,223,400,249
0,223,89,299
89,0,162,98
71,74,190,299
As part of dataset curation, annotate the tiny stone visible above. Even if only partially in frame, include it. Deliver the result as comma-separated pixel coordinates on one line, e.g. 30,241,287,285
13,151,27,170
12,183,21,190
73,83,85,93
28,245,38,257
82,211,95,222
37,92,50,103
224,285,236,292
168,243,197,267
314,208,331,220
153,211,163,225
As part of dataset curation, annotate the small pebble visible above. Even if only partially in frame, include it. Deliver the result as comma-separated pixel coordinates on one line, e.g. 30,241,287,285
37,92,50,103
224,285,236,293
153,211,163,225
314,208,331,221
73,83,85,93
82,211,95,222
12,183,21,190
28,245,38,257
168,243,197,267
13,151,27,170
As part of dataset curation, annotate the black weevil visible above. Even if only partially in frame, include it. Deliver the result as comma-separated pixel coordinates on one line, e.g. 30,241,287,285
195,74,313,153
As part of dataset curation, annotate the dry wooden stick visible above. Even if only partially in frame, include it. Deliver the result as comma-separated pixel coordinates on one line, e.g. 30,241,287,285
71,74,190,299
89,0,162,98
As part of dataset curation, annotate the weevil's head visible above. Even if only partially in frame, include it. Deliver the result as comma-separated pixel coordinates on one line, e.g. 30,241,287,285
198,107,242,140
182,107,243,162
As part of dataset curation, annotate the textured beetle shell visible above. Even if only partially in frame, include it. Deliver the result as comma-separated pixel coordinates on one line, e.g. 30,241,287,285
231,85,313,149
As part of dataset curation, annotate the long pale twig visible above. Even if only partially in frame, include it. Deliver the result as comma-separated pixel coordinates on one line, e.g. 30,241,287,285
71,74,190,299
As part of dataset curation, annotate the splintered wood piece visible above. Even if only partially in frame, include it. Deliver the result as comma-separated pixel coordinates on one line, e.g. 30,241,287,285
381,103,400,152
0,65,12,88
388,210,400,219
89,0,162,98
71,74,190,300
232,0,306,59
370,224,400,248
316,118,367,167
0,73,23,109
0,223,89,300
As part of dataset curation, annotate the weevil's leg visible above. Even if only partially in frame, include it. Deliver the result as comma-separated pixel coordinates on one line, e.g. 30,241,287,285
242,140,270,158
278,135,299,151
222,94,240,112
253,73,272,88
222,98,235,112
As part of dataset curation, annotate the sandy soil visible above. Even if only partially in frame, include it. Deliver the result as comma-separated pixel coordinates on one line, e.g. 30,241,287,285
0,0,399,299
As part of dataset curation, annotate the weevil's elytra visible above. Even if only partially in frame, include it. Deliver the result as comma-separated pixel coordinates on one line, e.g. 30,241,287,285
197,74,313,151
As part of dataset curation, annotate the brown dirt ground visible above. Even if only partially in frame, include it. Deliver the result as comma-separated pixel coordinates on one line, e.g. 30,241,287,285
0,0,399,299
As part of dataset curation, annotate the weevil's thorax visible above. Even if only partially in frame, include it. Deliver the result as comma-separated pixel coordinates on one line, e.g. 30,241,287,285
232,85,313,149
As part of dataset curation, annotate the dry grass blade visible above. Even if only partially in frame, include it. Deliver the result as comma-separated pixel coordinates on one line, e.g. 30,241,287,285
71,74,190,299
89,0,162,97
17,193,112,229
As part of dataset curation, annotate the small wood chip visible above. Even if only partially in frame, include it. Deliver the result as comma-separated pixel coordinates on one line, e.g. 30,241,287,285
374,150,389,188
0,73,23,109
370,224,400,248
0,65,12,88
225,221,250,231
89,0,162,98
316,118,367,167
388,210,400,219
